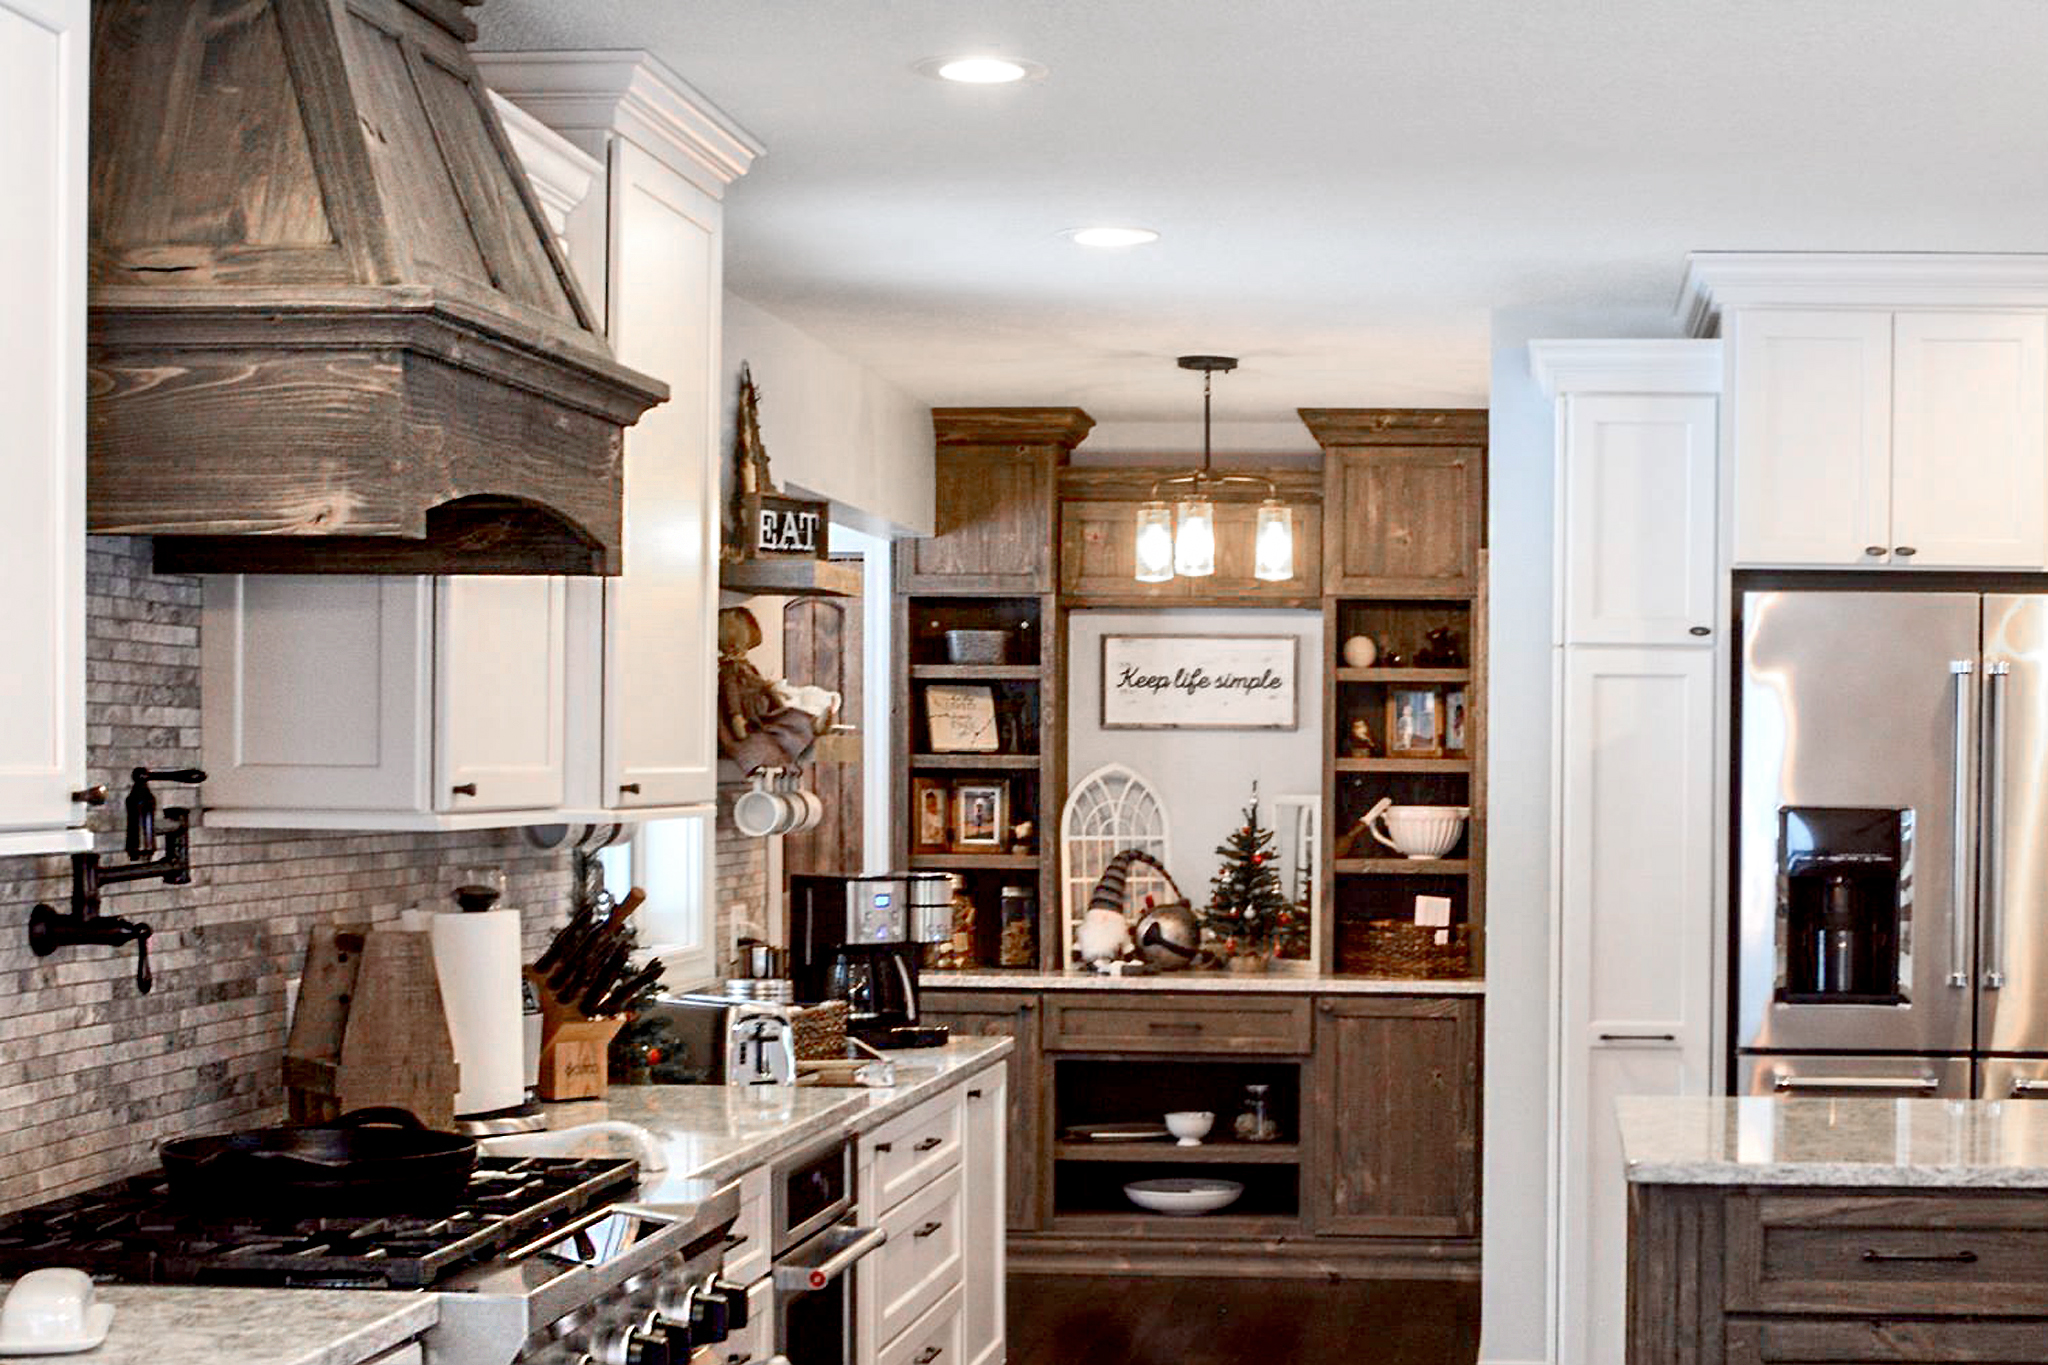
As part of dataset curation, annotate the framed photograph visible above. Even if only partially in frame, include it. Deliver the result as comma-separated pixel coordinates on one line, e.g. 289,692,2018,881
951,780,1008,851
911,777,951,852
1099,633,1298,730
1443,687,1470,757
1385,687,1443,757
924,683,998,753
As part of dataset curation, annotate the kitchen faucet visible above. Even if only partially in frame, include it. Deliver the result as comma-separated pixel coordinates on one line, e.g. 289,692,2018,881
28,766,207,994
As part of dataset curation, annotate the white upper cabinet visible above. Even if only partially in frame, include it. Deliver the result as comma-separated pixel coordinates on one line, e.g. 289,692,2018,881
476,52,762,815
0,0,89,854
201,576,567,828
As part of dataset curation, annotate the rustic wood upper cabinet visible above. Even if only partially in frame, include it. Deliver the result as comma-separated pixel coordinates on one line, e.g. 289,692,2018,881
1303,410,1488,595
1058,469,1323,602
1311,995,1481,1238
0,0,90,856
902,410,1094,592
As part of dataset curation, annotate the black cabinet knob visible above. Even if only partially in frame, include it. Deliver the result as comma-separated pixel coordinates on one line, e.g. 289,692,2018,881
620,782,641,795
1688,626,1711,637
1864,545,1888,557
450,782,478,797
1894,546,1918,557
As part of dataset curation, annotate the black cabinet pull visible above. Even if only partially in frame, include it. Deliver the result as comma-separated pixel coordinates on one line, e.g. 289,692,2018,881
1688,626,1711,637
913,1220,943,1239
915,1348,943,1364
873,1142,892,1154
967,1088,983,1099
1862,1248,1976,1264
1147,1020,1202,1034
1894,546,1918,557
723,1232,748,1248
1598,1032,1677,1042
71,786,107,806
914,1136,944,1152
620,782,641,795
1864,545,1888,557
450,782,477,797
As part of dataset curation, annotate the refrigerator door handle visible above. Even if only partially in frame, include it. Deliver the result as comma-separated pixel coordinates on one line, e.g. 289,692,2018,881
2010,1078,2048,1097
1951,659,1976,988
1984,662,2010,990
1773,1072,1942,1094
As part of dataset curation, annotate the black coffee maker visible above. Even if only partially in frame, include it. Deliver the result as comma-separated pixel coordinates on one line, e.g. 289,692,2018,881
789,874,952,1049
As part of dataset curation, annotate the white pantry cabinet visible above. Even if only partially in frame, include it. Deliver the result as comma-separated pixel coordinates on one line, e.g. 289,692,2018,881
0,0,90,855
959,1071,1007,1365
475,51,762,815
200,576,567,829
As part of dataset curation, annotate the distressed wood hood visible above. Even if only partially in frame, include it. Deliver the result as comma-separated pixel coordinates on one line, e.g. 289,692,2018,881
87,0,667,574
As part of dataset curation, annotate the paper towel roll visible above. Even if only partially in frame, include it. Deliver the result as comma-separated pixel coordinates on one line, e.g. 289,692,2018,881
430,908,526,1116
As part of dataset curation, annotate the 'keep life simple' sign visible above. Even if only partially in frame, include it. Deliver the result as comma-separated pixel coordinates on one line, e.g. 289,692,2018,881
1099,634,1298,730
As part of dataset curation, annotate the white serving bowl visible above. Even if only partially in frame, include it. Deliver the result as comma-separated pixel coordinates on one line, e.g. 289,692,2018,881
1123,1177,1244,1216
1164,1110,1214,1147
1364,799,1469,860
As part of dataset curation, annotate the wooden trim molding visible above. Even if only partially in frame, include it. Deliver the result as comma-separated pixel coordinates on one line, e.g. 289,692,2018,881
1298,408,1488,447
1057,465,1323,504
933,407,1096,448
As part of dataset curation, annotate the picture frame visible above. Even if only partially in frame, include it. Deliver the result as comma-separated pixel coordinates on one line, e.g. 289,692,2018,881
1099,633,1298,730
911,777,951,852
924,683,999,753
1385,687,1443,757
951,780,1009,851
1443,686,1469,758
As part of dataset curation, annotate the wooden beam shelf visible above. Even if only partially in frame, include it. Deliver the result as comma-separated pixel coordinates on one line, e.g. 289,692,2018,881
910,664,1043,681
1334,667,1471,684
1335,858,1472,876
909,753,1043,770
1332,757,1472,774
1053,1142,1302,1165
910,852,1041,871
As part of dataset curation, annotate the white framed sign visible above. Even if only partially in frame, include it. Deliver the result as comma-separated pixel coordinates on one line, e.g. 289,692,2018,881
1100,634,1298,730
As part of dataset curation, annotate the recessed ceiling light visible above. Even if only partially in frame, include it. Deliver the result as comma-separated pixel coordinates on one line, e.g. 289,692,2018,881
1066,227,1160,249
916,54,1046,85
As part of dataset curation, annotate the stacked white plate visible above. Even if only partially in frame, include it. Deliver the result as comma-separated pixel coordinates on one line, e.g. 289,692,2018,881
1122,1178,1244,1216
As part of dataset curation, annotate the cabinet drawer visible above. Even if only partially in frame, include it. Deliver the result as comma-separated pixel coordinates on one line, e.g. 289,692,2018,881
1043,995,1311,1054
1728,1318,2048,1363
872,1165,965,1347
364,1345,424,1365
1726,1192,2048,1316
878,1282,965,1365
866,1090,964,1214
724,1165,771,1287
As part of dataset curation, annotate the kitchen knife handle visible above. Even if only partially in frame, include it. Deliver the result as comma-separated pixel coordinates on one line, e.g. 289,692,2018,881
1985,662,2010,989
1950,659,1975,988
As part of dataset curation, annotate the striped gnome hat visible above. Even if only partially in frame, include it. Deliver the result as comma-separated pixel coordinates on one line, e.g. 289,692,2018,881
1088,848,1181,917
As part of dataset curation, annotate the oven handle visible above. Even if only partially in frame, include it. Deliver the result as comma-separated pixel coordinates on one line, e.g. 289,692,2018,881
772,1223,887,1294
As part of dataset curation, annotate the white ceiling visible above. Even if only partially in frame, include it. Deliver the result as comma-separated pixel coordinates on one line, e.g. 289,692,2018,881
475,0,2048,434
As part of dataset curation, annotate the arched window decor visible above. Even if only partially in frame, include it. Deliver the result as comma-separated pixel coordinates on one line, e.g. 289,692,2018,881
1059,763,1174,964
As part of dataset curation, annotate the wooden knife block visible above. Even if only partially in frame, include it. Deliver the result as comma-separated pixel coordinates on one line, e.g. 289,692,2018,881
285,927,460,1129
525,967,623,1101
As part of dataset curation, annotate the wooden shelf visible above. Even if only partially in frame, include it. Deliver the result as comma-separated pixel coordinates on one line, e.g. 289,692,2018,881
1332,757,1472,774
1335,858,1471,876
1334,667,1471,684
909,752,1042,770
1054,1142,1301,1165
1046,1211,1304,1239
910,664,1042,681
910,851,1040,870
720,556,862,598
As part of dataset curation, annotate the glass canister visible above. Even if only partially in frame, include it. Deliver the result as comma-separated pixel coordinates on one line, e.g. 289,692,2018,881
998,883,1037,968
1234,1082,1280,1143
924,874,976,970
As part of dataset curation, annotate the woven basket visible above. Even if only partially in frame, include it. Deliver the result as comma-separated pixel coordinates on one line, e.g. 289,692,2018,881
1338,921,1473,980
792,998,849,1060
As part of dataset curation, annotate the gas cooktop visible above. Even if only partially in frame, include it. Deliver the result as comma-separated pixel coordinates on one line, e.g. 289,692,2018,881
0,1156,638,1289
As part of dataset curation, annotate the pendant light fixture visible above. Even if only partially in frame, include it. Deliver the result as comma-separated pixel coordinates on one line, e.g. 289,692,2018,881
1133,356,1294,584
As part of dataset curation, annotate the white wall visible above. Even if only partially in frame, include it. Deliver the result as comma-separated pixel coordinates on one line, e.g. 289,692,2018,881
722,293,934,536
1482,303,1680,1365
1065,608,1323,948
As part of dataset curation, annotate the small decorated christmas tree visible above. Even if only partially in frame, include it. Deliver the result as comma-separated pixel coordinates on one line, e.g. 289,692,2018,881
1203,785,1306,961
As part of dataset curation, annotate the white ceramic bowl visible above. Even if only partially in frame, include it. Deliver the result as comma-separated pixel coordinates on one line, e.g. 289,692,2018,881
1123,1177,1244,1216
1164,1110,1214,1146
1367,801,1469,860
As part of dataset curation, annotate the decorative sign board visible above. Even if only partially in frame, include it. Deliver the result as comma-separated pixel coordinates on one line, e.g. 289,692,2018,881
750,493,827,559
1099,634,1298,731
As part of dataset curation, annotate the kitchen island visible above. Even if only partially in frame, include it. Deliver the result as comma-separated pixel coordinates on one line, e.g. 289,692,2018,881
0,1286,435,1365
1620,1096,2048,1364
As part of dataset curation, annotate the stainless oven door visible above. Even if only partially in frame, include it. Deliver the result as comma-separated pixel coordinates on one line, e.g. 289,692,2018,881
772,1221,886,1365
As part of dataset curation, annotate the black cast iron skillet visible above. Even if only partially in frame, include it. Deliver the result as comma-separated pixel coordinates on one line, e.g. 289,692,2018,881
159,1108,478,1215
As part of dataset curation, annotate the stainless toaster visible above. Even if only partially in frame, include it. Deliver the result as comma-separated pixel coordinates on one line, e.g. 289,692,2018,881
617,995,796,1085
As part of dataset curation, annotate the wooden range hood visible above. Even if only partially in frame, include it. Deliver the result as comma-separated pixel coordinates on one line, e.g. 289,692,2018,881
87,0,667,575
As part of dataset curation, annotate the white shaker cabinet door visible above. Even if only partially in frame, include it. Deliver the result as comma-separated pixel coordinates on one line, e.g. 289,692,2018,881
960,1069,1008,1365
1556,646,1715,1365
435,577,567,812
1890,310,2048,570
602,139,721,809
1729,309,1893,567
0,0,87,851
1560,394,1718,646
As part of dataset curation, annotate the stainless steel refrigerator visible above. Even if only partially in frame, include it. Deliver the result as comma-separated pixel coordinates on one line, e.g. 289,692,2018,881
1736,589,2048,1100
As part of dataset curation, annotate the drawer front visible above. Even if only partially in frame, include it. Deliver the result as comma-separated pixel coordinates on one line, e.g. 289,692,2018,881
364,1347,424,1365
867,1089,965,1214
872,1165,966,1347
1727,1192,2048,1316
709,1277,774,1365
878,1283,966,1365
1043,995,1312,1054
1729,1318,2048,1363
725,1165,771,1287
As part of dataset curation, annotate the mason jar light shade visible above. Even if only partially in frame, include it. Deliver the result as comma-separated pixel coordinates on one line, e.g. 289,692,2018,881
1253,499,1294,581
1174,497,1216,577
1134,501,1175,582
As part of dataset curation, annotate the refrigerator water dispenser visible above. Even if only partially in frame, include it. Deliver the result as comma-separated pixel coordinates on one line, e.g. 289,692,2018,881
1778,807,1907,1005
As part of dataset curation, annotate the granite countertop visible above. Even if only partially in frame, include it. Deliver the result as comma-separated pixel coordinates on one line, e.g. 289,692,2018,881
0,1285,436,1365
922,968,1485,995
1619,1095,2048,1188
545,1036,1014,1198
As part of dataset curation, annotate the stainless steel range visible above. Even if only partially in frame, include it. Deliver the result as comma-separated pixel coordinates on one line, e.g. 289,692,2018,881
0,1156,770,1365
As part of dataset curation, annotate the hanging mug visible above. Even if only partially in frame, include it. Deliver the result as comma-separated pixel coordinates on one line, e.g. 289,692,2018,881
733,772,788,838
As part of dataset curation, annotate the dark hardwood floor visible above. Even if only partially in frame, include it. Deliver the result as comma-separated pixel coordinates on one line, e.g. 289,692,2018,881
1007,1274,1482,1365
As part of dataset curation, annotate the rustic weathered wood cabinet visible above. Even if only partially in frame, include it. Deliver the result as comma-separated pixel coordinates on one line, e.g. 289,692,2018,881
917,992,1044,1231
1305,409,1487,596
898,410,1093,593
1057,468,1324,604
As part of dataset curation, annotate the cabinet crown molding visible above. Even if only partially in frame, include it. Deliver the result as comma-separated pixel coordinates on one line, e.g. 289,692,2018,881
1528,339,1723,398
1681,251,2048,337
488,91,600,235
932,407,1096,448
473,51,764,195
1298,408,1487,447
